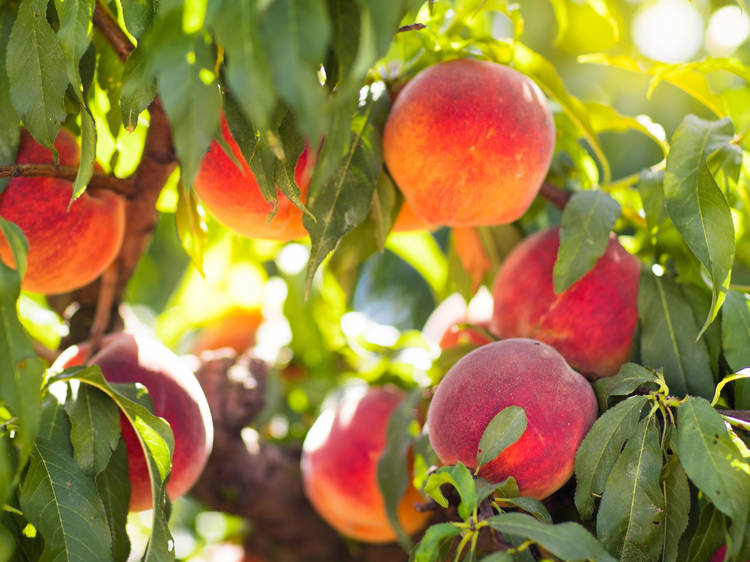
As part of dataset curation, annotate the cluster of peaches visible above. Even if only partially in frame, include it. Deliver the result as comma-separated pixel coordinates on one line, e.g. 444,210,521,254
0,58,641,542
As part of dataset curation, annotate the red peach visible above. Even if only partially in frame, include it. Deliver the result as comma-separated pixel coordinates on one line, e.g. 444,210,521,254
383,59,555,226
491,226,640,378
54,332,213,512
194,116,312,241
0,129,125,294
300,384,429,543
427,338,597,499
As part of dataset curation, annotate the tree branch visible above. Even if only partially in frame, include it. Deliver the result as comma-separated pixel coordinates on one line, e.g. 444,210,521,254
539,182,571,210
93,0,134,63
0,164,134,197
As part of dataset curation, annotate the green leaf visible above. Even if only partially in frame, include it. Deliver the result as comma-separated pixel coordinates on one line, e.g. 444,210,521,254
478,552,514,562
212,0,276,133
7,0,68,152
377,387,422,551
304,110,382,290
686,503,726,562
259,0,331,141
120,46,156,131
661,460,690,562
95,437,131,562
19,407,113,562
121,0,155,40
71,107,96,199
721,290,750,409
0,218,28,280
275,111,309,213
147,11,221,187
553,191,621,293
0,8,19,192
663,116,736,336
498,497,552,523
637,169,669,236
585,101,667,156
47,366,175,561
674,397,750,559
63,384,121,478
424,462,477,521
574,395,648,520
486,512,616,562
596,415,665,561
637,270,714,398
0,523,12,562
593,363,660,406
54,0,94,97
411,522,462,562
475,406,527,472
176,181,208,274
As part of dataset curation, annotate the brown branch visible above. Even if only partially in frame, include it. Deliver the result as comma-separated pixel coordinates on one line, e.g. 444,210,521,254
0,164,135,197
397,23,426,33
539,182,572,210
93,0,134,63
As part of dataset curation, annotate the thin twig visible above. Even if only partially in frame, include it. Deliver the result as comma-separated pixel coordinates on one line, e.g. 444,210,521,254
32,341,60,364
0,165,135,197
539,182,572,209
87,262,119,358
397,23,426,33
93,0,134,64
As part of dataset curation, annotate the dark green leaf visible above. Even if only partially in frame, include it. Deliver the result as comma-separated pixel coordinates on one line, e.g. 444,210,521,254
674,397,750,559
484,476,519,500
96,437,131,562
424,462,477,521
327,0,360,83
682,284,721,380
0,8,19,192
0,218,28,280
304,111,382,290
499,497,552,523
663,116,735,335
259,0,330,140
120,46,156,131
594,363,660,406
212,0,276,132
476,406,527,471
7,0,68,152
64,384,121,478
487,512,616,562
0,435,12,510
662,461,690,562
637,169,669,236
553,191,621,293
686,503,726,562
54,0,94,96
411,522,462,562
478,552,514,562
176,181,208,274
275,112,308,214
377,387,422,551
596,415,665,561
71,107,96,199
121,0,155,40
637,270,714,398
0,523,12,561
574,395,648,520
721,290,750,409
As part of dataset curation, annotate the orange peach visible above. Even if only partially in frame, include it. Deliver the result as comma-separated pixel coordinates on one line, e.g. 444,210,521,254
0,129,125,294
383,59,555,226
54,332,213,511
300,384,428,543
391,199,439,232
427,338,597,499
194,116,312,241
491,226,640,378
191,307,264,355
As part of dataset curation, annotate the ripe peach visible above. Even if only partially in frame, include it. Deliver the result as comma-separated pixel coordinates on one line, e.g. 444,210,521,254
54,332,214,512
423,292,494,350
0,129,125,294
383,59,555,226
391,199,438,232
194,116,312,241
191,307,264,356
491,227,640,378
427,339,597,499
300,384,429,543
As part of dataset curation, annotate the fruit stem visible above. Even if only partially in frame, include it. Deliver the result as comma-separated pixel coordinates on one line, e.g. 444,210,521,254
0,165,134,197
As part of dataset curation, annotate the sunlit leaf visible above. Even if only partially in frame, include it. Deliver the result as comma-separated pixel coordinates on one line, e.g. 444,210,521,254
476,406,527,471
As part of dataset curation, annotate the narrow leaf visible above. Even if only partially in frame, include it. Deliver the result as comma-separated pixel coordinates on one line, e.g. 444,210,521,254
54,0,94,96
637,169,669,236
120,46,156,131
71,107,96,199
412,522,462,562
722,290,750,408
7,0,68,151
662,460,690,562
553,191,621,293
176,181,208,274
596,415,665,561
121,0,155,39
594,363,660,405
686,503,726,562
0,7,19,192
424,463,477,521
663,116,735,335
96,437,131,562
638,270,714,398
574,395,648,520
476,406,527,471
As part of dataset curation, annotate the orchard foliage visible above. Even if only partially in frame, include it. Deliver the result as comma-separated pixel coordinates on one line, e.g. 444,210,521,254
0,0,749,561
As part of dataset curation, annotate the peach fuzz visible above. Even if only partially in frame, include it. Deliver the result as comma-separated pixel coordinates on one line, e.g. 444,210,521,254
383,58,555,227
427,339,597,499
491,226,640,378
194,116,312,241
191,306,264,356
300,384,428,543
0,129,125,294
54,332,213,512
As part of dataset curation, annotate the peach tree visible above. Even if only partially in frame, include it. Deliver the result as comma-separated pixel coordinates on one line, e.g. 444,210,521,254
0,0,749,561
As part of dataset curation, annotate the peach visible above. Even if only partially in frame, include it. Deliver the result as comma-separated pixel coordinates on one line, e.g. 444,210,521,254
300,384,429,543
423,292,494,350
54,332,214,511
391,199,439,232
191,307,264,356
0,129,125,294
491,226,640,378
383,58,555,226
194,116,312,241
427,339,597,499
